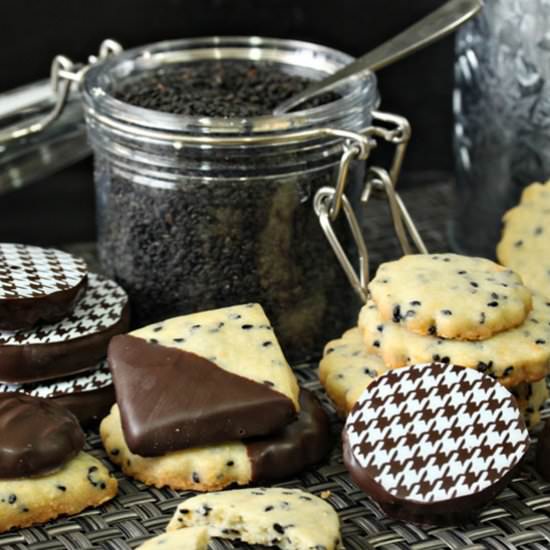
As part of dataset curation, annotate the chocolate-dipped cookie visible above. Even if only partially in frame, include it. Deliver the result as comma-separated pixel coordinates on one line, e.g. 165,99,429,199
100,389,331,491
0,243,88,330
0,362,115,427
0,393,85,479
109,304,299,455
343,362,530,526
0,393,118,533
0,272,129,383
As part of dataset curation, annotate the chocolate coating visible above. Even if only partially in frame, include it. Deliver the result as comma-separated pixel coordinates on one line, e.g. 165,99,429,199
0,304,129,383
0,393,85,479
536,419,550,481
109,334,297,456
52,385,116,428
0,276,87,331
247,389,332,481
343,430,520,526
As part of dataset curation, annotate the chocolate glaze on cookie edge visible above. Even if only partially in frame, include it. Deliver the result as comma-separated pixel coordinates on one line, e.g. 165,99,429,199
52,385,116,428
0,393,85,479
342,429,523,526
247,389,332,481
0,275,88,331
0,304,129,383
109,334,297,456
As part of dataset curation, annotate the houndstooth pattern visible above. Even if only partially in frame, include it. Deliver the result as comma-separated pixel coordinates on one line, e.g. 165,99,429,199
346,362,530,503
0,361,112,399
0,273,127,345
0,244,87,300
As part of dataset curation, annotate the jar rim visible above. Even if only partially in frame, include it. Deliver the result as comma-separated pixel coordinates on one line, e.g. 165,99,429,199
82,35,378,141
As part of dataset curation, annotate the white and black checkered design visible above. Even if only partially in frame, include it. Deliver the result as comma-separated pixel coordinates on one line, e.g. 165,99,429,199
0,273,127,345
0,243,87,300
345,362,530,503
0,361,111,398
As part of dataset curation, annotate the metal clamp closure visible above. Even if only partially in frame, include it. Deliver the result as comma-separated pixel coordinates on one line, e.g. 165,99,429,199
0,40,123,145
313,110,427,303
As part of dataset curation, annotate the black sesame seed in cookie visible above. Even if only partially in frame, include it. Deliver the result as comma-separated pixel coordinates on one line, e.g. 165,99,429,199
392,305,401,323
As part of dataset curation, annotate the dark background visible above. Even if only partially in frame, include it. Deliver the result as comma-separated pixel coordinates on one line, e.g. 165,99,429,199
0,0,454,245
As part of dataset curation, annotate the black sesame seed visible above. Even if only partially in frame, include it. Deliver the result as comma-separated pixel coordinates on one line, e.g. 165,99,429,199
373,340,380,348
377,324,384,333
241,324,253,330
8,494,16,504
57,485,67,492
410,300,422,306
192,472,201,483
273,523,285,534
392,305,401,323
441,309,452,316
226,460,234,467
470,281,479,288
265,505,274,512
149,338,159,344
110,448,120,456
428,325,437,335
480,312,486,324
536,339,546,344
173,337,185,343
535,226,543,235
180,508,190,514
515,240,524,247
262,341,273,347
153,326,163,332
487,301,499,307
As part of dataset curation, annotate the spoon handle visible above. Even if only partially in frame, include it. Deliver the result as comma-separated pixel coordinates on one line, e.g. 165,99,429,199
275,0,482,114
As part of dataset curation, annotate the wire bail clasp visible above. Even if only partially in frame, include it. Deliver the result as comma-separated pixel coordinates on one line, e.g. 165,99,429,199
0,39,123,145
313,110,428,303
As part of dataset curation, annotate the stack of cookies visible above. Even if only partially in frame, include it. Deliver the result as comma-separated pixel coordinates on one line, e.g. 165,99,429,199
321,253,550,429
100,303,331,491
0,243,129,426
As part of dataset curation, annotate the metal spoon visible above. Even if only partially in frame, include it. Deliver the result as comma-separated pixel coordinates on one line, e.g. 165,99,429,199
274,0,482,114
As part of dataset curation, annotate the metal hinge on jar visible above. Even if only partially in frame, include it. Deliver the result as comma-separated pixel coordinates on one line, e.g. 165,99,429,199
0,40,123,145
313,110,428,303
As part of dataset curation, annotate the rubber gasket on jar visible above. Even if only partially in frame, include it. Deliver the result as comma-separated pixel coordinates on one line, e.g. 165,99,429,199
0,273,129,384
0,243,88,330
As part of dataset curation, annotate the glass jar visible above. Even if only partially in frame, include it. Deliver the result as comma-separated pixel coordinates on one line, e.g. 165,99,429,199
81,36,379,361
452,0,550,257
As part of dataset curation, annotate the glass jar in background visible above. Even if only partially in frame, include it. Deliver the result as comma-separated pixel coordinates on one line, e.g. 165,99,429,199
452,0,550,258
82,37,379,361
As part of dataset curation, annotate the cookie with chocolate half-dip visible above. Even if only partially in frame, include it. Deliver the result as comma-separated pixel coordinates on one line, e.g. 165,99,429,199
0,362,115,427
100,389,331,491
109,304,299,455
0,393,117,532
0,272,129,383
0,243,88,330
343,362,530,526
0,393,85,478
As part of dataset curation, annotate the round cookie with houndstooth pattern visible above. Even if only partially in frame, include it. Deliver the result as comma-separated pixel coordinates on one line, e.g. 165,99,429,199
343,362,530,526
0,243,88,330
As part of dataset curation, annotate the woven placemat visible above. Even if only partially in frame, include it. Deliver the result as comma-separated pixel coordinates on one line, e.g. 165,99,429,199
2,181,550,550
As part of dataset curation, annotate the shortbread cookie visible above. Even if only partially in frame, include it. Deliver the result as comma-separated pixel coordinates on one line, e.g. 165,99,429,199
343,362,530,525
100,390,330,491
167,488,343,550
0,451,117,533
0,362,115,427
511,378,549,429
0,243,87,330
0,393,85,479
369,254,532,340
319,328,389,415
137,528,209,550
0,273,129,383
110,304,299,455
320,328,549,426
359,292,550,387
498,181,550,298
